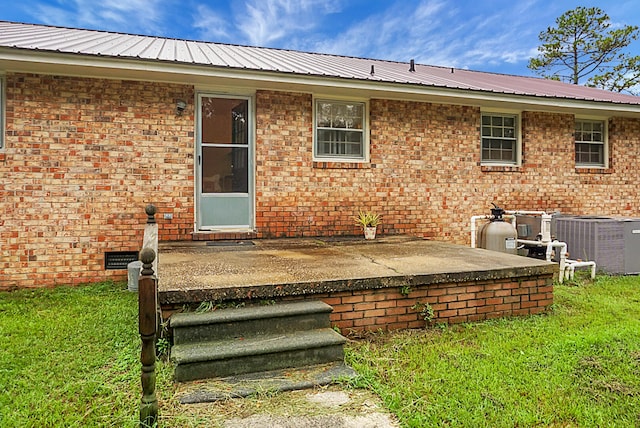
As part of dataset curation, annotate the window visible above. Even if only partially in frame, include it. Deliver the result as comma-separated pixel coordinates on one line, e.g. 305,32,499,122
575,119,606,167
314,99,366,161
481,113,519,165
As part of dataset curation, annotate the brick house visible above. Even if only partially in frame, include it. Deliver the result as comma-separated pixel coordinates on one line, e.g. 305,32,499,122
1,21,639,289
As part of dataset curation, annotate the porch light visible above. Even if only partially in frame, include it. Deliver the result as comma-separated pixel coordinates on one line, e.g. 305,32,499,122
176,99,187,115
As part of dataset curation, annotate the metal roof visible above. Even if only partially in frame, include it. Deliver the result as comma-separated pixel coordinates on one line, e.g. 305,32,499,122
1,20,639,106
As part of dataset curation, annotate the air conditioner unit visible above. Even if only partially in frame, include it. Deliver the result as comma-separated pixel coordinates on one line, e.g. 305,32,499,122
555,216,640,275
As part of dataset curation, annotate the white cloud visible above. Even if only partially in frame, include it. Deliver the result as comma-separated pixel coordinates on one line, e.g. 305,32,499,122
311,0,449,61
31,0,166,34
193,5,233,42
236,0,341,46
311,0,541,73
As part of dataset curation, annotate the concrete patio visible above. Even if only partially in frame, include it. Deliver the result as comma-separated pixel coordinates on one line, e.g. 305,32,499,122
157,236,557,329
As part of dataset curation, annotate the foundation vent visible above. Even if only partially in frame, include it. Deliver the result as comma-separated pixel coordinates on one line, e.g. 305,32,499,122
105,251,138,270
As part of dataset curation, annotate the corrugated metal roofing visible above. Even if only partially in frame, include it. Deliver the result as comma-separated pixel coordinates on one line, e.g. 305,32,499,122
1,20,639,105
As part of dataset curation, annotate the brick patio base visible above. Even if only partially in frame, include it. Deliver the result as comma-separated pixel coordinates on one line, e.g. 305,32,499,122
278,274,554,332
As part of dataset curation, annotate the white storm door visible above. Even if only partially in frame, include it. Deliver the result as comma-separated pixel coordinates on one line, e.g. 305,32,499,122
197,95,253,229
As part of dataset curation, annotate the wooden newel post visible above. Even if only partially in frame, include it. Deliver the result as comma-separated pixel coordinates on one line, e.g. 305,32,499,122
139,247,158,427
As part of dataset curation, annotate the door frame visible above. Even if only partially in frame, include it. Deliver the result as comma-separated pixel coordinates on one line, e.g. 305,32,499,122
195,92,255,231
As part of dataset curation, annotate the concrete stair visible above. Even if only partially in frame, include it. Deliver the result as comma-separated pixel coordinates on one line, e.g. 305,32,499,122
170,301,347,382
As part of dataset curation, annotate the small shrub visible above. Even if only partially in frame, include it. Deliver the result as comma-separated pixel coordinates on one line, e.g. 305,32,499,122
411,301,435,324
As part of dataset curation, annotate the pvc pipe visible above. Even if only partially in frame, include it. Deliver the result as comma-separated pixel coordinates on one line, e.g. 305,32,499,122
564,259,597,280
517,239,568,283
540,213,552,243
551,241,568,284
472,210,569,283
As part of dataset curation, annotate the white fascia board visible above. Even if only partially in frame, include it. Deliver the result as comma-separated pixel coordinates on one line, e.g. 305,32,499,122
2,49,640,117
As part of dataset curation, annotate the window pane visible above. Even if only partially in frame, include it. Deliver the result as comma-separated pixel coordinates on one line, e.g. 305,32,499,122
575,120,605,166
201,146,248,193
481,113,517,164
317,103,332,127
332,104,347,128
317,129,363,157
316,100,366,159
201,98,248,145
576,143,603,165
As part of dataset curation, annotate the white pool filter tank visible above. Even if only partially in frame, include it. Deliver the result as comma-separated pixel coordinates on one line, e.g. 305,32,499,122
478,204,518,255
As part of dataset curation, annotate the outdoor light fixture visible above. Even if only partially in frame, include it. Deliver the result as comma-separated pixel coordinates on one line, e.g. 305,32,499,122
176,99,187,115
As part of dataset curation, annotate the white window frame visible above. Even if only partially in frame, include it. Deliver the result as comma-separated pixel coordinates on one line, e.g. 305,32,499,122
480,110,521,166
575,118,608,168
313,98,368,162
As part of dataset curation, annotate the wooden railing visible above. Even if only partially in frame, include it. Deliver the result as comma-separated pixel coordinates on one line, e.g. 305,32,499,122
139,205,158,427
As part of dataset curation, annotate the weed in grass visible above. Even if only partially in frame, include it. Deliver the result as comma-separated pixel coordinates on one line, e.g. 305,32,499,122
156,337,171,359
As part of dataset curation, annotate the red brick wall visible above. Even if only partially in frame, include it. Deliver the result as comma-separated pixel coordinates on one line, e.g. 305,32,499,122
0,74,194,288
255,92,640,241
279,273,554,331
3,77,640,289
255,93,481,239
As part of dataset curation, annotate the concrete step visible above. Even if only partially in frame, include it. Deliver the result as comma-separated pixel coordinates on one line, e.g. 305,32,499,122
171,328,347,381
171,300,333,345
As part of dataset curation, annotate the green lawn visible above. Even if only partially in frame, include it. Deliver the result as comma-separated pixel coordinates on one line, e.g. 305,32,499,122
0,282,160,427
0,275,638,427
347,275,640,427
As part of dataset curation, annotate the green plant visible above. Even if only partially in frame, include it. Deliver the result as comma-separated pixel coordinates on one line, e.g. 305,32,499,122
355,210,381,228
399,285,412,296
411,301,435,324
193,300,246,313
155,318,171,359
195,300,215,313
156,337,170,358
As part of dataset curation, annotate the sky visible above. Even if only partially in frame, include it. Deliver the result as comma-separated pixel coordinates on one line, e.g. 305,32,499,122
2,0,640,79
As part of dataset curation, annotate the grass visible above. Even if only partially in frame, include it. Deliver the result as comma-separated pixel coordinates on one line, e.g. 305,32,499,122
0,275,638,427
346,274,640,427
0,282,173,427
